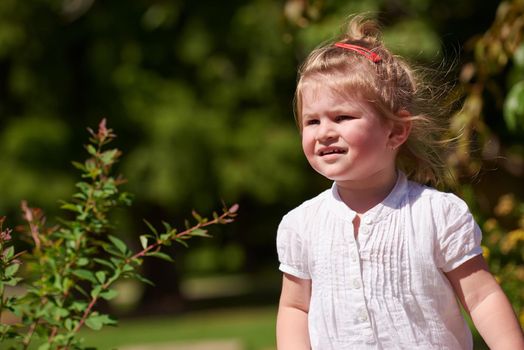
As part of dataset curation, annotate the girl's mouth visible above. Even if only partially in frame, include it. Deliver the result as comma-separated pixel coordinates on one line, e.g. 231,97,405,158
318,148,346,156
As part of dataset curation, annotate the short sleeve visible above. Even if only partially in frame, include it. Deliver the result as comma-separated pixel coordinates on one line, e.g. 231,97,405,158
435,194,483,272
276,211,311,279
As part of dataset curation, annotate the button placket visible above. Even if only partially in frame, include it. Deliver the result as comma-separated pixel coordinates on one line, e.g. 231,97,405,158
357,215,375,257
347,231,362,289
346,219,374,343
349,218,375,343
359,216,372,235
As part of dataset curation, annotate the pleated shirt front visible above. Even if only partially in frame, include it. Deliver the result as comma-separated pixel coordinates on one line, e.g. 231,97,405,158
276,173,482,349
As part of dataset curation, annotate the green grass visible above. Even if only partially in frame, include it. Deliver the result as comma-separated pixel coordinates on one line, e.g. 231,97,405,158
3,305,488,349
80,306,487,350
80,306,277,350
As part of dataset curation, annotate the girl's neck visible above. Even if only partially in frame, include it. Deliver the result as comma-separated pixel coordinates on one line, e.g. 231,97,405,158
336,169,398,215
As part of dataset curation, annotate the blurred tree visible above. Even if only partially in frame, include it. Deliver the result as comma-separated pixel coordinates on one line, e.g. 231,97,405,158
448,0,524,325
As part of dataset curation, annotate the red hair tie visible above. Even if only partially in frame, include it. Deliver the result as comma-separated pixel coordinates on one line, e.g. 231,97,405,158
334,42,382,63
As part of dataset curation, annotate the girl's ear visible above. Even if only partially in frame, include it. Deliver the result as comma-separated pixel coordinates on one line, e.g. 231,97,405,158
388,110,412,150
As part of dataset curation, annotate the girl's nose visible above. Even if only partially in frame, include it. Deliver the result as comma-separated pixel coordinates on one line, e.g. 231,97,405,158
315,121,337,142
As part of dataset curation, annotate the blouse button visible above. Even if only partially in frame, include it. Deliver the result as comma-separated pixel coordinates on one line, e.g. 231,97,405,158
365,336,375,345
352,278,361,289
351,251,358,261
359,311,369,322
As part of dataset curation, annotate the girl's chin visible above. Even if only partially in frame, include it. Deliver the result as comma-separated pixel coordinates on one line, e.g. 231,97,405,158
314,170,350,181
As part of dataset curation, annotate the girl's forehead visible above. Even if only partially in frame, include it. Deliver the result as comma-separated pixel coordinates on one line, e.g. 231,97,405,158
300,79,372,109
300,72,373,99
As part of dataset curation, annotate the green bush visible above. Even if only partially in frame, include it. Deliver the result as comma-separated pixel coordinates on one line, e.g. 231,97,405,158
0,120,238,349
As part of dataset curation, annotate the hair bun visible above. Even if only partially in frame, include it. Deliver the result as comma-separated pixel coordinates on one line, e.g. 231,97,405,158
343,16,382,45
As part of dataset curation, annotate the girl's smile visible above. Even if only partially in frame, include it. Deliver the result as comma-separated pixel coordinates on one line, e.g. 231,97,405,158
317,146,347,157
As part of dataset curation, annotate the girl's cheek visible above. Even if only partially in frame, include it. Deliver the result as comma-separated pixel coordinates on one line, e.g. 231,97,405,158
301,131,313,146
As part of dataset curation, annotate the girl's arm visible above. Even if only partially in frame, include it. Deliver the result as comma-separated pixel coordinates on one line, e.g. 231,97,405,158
446,255,524,349
276,273,312,350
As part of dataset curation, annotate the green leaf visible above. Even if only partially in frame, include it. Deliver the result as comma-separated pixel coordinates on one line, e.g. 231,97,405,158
76,181,91,193
160,239,172,247
85,313,117,331
145,251,174,262
122,264,134,272
4,264,19,278
110,257,124,268
70,301,88,312
100,149,118,165
133,274,155,286
71,161,86,171
91,286,102,298
190,228,211,238
53,307,69,318
76,257,89,266
65,318,74,331
107,235,128,255
53,273,63,290
129,257,143,267
72,269,97,284
86,144,97,156
160,233,172,241
38,343,50,350
119,192,133,206
73,192,87,200
514,43,524,68
4,277,22,286
94,258,115,269
62,277,73,291
143,219,158,237
73,284,89,297
60,202,82,213
85,317,102,331
99,289,118,300
161,221,172,232
504,80,524,133
175,238,189,248
139,235,148,250
192,210,203,222
104,245,125,258
95,271,106,284
4,246,14,259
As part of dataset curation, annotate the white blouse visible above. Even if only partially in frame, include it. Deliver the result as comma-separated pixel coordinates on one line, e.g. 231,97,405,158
277,172,482,349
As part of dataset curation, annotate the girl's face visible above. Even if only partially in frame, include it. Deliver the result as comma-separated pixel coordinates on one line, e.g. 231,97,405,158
300,83,397,187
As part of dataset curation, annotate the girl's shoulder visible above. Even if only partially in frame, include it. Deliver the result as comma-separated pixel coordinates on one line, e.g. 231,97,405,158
406,180,472,218
281,188,333,224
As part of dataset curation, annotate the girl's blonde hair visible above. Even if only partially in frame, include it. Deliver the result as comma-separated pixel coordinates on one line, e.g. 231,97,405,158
294,15,456,187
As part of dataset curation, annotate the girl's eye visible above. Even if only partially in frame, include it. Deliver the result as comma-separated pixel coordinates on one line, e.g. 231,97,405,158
305,119,320,126
335,115,354,122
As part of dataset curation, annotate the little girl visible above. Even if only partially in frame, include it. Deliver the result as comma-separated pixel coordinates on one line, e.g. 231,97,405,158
276,16,524,349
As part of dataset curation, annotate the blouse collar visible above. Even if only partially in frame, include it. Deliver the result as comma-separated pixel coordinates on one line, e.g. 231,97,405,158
329,171,409,223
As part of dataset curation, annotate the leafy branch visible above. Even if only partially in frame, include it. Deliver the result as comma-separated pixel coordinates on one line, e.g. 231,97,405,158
0,119,238,349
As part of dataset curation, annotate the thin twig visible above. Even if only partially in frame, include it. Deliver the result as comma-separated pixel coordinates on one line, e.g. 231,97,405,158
22,321,37,349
